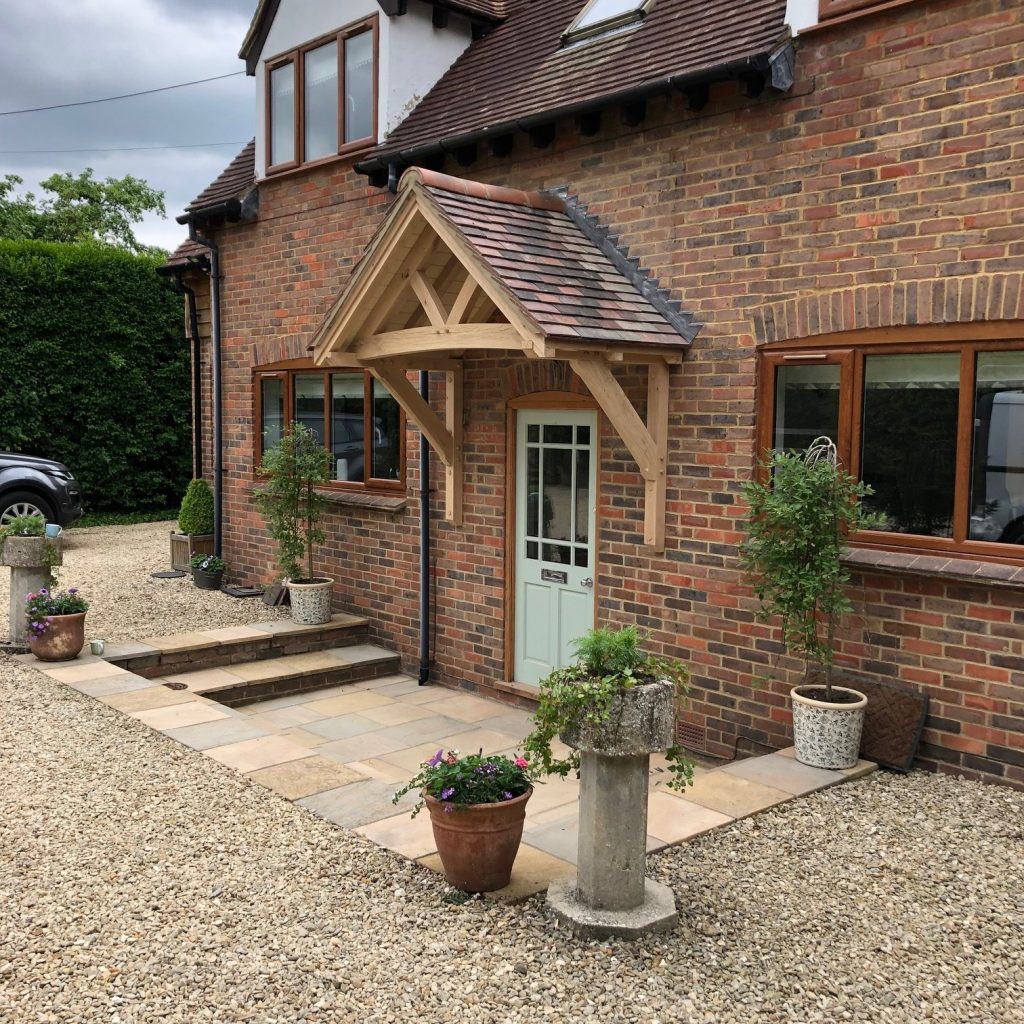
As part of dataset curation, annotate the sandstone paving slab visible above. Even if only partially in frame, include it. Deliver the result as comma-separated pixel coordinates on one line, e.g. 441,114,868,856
317,729,431,764
134,700,230,730
198,625,266,641
101,686,198,714
775,744,877,778
357,808,438,859
645,791,733,843
304,713,386,742
377,742,454,774
281,651,350,671
524,775,580,816
427,726,526,759
352,673,421,691
162,666,245,691
145,631,221,653
721,751,844,796
278,727,331,749
205,735,314,773
373,677,429,698
342,757,411,785
72,675,156,698
244,703,328,730
248,618,319,635
100,640,159,659
297,778,416,829
416,843,575,903
359,701,441,727
164,717,271,751
360,682,450,704
423,693,514,723
683,770,790,820
236,692,320,714
247,755,366,800
45,659,129,684
223,659,298,683
304,690,395,716
331,644,398,665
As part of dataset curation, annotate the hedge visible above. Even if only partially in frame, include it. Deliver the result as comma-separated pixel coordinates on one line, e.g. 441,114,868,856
0,240,190,513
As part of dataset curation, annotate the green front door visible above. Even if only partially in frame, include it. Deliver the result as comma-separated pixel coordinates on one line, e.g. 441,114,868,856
514,408,597,687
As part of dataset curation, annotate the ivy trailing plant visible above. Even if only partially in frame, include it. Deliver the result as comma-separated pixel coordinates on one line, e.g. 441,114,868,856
522,626,693,792
254,424,331,584
739,437,882,702
177,478,214,536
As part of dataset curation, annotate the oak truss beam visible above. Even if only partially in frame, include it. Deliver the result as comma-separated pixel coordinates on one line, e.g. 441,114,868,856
569,358,670,551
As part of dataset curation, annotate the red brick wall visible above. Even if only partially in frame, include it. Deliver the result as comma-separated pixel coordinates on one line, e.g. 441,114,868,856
192,0,1023,787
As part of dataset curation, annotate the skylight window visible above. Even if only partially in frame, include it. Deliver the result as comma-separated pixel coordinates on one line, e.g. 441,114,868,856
565,0,655,42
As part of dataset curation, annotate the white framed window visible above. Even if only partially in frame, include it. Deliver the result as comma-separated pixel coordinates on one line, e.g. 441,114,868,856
564,0,656,42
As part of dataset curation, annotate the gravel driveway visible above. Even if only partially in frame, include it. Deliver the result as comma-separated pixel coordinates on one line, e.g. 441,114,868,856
1,526,1022,1022
0,521,287,642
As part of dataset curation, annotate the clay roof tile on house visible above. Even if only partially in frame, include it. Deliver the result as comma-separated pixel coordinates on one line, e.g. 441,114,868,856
367,0,788,168
160,238,210,271
181,139,257,219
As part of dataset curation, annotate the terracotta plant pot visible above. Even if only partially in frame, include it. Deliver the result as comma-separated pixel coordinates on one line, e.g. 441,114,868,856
424,787,533,892
287,577,333,625
29,611,87,662
791,685,867,770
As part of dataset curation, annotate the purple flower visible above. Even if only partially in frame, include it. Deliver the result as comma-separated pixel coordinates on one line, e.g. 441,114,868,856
502,791,515,801
68,588,78,594
426,749,444,767
39,588,48,596
440,787,455,801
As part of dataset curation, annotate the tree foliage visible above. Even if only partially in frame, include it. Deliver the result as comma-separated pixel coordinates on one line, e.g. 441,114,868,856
0,240,190,514
0,170,166,255
177,478,214,536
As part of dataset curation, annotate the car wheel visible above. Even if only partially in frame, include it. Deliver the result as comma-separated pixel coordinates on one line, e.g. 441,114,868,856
0,491,56,526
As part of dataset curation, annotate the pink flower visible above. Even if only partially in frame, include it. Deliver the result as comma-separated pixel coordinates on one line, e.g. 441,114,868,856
514,756,529,768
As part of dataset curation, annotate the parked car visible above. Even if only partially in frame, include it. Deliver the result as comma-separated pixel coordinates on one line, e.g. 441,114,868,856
0,452,83,527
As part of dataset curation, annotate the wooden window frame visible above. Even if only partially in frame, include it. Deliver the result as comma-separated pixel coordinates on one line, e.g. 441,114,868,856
264,15,379,176
253,361,406,494
756,333,1024,566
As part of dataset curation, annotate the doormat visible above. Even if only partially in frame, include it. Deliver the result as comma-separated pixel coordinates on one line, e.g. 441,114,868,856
221,586,263,599
150,570,187,579
856,678,930,772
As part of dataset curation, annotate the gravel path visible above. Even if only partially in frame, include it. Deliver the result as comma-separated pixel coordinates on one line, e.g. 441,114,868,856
1,658,1020,1022
0,521,287,642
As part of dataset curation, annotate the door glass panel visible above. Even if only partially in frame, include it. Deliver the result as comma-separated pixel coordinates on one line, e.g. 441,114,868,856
331,373,363,481
371,378,401,480
774,363,841,451
542,542,572,563
527,424,539,443
525,447,540,539
269,63,295,166
542,447,573,544
574,449,590,545
574,547,589,568
970,351,1024,545
344,30,374,143
543,424,573,444
526,541,538,560
304,41,338,161
576,425,590,445
861,354,959,537
260,378,285,454
294,374,325,445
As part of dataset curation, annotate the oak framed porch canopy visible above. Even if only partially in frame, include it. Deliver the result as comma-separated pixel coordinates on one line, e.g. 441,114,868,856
310,167,701,550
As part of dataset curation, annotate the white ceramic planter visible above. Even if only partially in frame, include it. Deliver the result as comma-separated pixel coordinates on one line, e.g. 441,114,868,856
287,577,333,625
791,684,867,770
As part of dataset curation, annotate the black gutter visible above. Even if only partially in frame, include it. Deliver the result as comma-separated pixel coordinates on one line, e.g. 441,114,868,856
182,280,205,478
356,47,791,177
175,197,242,226
188,224,224,558
418,370,431,685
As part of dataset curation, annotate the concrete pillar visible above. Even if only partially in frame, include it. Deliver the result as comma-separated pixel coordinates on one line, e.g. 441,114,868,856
9,566,52,643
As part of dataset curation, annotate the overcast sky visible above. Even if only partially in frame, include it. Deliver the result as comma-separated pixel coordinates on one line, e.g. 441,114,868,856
1,0,256,252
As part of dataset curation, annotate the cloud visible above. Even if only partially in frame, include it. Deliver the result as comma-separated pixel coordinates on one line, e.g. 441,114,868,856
0,0,255,252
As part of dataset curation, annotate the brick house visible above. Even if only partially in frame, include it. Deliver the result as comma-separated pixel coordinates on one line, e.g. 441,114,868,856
164,0,1024,788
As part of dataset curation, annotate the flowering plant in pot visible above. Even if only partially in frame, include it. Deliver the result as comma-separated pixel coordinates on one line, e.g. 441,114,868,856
740,437,882,769
392,749,533,892
190,553,226,591
26,586,90,662
255,424,333,625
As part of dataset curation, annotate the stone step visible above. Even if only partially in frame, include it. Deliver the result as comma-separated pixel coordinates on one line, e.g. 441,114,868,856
102,614,371,679
147,644,402,708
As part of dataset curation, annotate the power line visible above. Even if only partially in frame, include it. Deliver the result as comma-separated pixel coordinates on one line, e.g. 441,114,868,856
0,140,247,155
0,72,246,116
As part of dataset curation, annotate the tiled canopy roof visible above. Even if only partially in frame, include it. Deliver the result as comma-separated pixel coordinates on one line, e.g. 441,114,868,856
181,140,256,219
367,0,787,166
161,238,210,271
415,170,695,347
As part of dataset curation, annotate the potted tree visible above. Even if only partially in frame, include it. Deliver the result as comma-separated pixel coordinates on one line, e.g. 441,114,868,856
392,751,533,892
26,586,90,661
255,423,333,625
171,479,215,571
740,437,879,770
190,553,226,591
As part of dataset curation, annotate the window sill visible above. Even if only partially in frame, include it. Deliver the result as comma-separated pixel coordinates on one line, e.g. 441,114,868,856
800,0,920,35
250,484,407,513
259,144,378,185
843,547,1024,589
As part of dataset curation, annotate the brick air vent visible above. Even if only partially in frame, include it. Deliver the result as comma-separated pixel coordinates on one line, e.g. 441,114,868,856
676,721,706,752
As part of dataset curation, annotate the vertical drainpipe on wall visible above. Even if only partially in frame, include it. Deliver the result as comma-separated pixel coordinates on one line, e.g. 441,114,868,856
182,281,204,478
189,224,223,558
419,370,431,685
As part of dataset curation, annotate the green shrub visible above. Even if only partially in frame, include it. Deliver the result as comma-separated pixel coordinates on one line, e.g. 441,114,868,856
0,240,190,513
177,478,214,535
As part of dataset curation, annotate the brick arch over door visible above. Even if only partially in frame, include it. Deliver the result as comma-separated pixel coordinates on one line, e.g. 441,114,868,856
752,274,1024,346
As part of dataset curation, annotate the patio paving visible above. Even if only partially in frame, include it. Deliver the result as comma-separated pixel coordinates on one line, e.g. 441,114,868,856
25,640,876,902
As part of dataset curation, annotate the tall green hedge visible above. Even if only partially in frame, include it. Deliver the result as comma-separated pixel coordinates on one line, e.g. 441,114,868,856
0,240,190,513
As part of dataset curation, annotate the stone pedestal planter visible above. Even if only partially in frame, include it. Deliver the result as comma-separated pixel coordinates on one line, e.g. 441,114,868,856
287,578,333,625
548,680,679,939
2,536,61,644
791,685,867,770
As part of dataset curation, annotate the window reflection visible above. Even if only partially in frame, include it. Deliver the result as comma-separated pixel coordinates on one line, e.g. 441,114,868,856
774,364,840,451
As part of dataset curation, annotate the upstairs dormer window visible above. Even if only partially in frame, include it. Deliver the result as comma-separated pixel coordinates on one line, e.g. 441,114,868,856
565,0,655,42
266,16,377,173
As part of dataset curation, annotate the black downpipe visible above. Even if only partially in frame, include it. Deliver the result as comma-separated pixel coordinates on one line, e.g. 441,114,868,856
181,282,204,478
418,370,431,685
190,225,223,558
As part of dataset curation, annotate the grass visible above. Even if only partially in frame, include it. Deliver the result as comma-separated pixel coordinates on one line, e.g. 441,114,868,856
71,509,178,529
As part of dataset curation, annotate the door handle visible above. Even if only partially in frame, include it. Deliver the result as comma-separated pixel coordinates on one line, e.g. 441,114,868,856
581,577,594,588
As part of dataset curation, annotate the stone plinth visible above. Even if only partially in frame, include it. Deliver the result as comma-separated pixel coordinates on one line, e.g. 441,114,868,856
549,680,678,939
2,536,61,644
